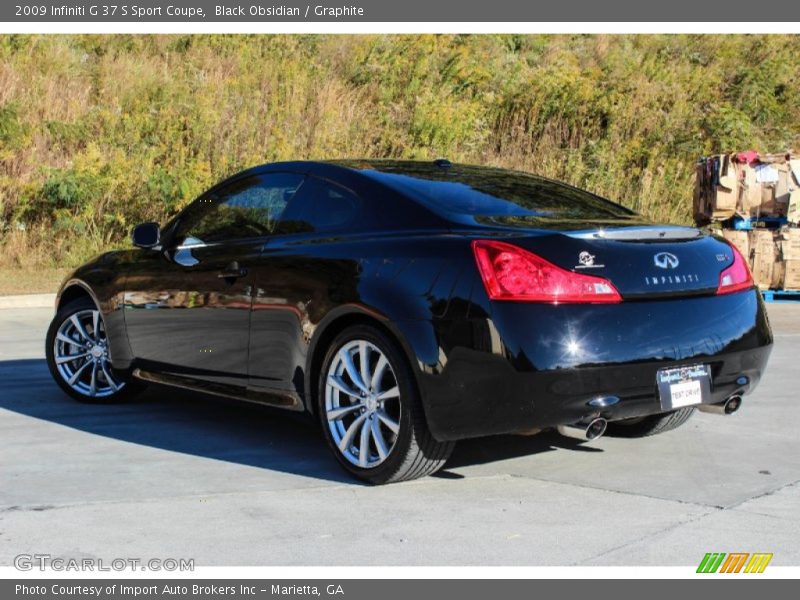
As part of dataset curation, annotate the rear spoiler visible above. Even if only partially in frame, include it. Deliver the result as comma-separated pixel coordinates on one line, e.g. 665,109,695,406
567,226,703,241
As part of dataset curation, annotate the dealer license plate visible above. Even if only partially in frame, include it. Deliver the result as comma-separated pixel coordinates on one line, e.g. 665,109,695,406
656,364,711,410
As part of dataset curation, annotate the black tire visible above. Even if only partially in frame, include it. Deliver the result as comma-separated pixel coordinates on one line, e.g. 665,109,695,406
316,324,454,484
46,296,145,403
605,407,695,438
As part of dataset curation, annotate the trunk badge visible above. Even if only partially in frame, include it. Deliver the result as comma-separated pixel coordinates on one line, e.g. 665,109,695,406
576,251,604,269
654,252,679,269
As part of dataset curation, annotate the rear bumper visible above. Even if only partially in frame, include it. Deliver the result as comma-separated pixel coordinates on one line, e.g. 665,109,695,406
416,288,773,441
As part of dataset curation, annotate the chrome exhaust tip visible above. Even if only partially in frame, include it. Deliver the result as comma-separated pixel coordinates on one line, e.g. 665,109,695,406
698,395,743,415
557,418,607,441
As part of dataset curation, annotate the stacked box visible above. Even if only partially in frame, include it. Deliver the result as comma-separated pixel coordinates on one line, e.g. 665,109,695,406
788,160,800,223
772,260,786,289
776,227,800,289
695,152,798,224
698,151,800,291
748,229,779,290
721,230,749,260
694,155,738,222
742,227,800,290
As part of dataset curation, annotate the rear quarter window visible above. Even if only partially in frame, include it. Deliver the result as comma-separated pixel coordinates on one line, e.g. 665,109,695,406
278,177,361,234
360,164,635,221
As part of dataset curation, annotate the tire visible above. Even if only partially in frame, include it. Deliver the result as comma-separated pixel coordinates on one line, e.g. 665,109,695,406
605,407,695,438
316,324,454,484
46,296,144,403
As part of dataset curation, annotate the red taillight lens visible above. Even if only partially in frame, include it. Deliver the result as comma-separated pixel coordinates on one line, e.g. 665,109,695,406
717,245,753,295
471,240,622,304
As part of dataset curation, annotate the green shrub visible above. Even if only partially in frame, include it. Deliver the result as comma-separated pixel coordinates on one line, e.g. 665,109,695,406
1,34,798,268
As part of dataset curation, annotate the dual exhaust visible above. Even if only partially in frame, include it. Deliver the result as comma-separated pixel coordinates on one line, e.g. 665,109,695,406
557,394,743,442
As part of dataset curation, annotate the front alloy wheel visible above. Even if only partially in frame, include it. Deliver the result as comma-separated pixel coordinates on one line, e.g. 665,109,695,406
46,297,141,402
318,324,454,484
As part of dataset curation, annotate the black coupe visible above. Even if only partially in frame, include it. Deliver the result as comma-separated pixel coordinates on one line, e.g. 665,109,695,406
46,160,773,483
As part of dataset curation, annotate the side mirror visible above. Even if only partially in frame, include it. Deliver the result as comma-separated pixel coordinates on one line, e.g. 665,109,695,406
132,222,161,249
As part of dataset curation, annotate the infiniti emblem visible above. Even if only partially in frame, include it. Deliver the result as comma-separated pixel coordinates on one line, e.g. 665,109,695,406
654,252,679,269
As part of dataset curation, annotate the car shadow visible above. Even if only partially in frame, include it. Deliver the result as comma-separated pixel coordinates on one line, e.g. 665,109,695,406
0,358,598,485
0,358,357,485
437,430,601,479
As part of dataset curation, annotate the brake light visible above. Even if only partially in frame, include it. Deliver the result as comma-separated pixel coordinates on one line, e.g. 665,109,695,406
471,240,622,304
717,245,753,295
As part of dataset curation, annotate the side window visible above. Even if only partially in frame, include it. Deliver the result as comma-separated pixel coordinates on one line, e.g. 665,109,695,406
173,172,305,245
277,177,361,234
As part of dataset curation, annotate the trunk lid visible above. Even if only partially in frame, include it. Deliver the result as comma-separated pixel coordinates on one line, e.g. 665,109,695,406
486,225,734,299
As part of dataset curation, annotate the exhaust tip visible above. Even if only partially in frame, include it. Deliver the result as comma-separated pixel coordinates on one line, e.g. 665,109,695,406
585,418,608,440
724,395,743,415
698,395,743,415
557,418,607,442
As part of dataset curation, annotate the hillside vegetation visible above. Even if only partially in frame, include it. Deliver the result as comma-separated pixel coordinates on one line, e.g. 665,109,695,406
1,34,799,268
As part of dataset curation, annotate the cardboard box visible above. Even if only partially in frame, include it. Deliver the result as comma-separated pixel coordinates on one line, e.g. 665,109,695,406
775,164,793,215
721,229,750,260
789,190,800,224
712,185,737,219
772,260,785,289
783,259,800,290
740,163,763,217
712,157,738,219
739,160,788,218
775,226,800,260
759,183,783,216
695,153,798,223
748,229,778,289
788,161,800,224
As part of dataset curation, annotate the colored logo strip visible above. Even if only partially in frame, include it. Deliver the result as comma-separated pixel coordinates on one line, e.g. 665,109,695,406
697,552,773,573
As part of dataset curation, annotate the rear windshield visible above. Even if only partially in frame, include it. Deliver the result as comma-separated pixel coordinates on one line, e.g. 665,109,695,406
352,162,635,220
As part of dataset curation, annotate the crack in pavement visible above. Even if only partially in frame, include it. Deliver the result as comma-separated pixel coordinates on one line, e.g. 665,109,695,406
570,507,719,566
506,472,725,509
724,477,800,512
565,478,800,565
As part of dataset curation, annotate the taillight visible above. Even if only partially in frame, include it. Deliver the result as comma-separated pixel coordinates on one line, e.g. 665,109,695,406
717,245,753,295
471,239,622,304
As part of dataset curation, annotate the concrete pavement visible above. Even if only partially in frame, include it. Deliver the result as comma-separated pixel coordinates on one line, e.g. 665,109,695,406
0,305,798,566
0,294,55,309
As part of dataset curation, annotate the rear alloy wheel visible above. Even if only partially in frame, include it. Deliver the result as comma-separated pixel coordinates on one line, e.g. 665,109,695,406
318,325,454,484
604,407,696,437
46,297,143,403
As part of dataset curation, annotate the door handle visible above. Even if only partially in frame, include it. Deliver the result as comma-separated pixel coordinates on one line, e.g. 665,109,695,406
217,262,248,279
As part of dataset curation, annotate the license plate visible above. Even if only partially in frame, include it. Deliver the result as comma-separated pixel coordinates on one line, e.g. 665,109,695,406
657,364,711,411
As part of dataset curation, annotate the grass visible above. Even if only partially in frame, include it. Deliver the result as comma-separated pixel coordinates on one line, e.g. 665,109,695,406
0,34,798,272
0,267,69,295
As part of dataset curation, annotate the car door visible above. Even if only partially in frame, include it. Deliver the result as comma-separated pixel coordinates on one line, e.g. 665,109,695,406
247,176,363,399
123,171,306,391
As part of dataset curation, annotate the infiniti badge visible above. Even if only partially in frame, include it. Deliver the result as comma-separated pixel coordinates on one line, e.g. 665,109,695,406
653,252,679,269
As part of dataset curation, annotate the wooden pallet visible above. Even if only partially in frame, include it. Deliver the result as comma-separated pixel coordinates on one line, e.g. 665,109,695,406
727,215,789,231
762,289,800,303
